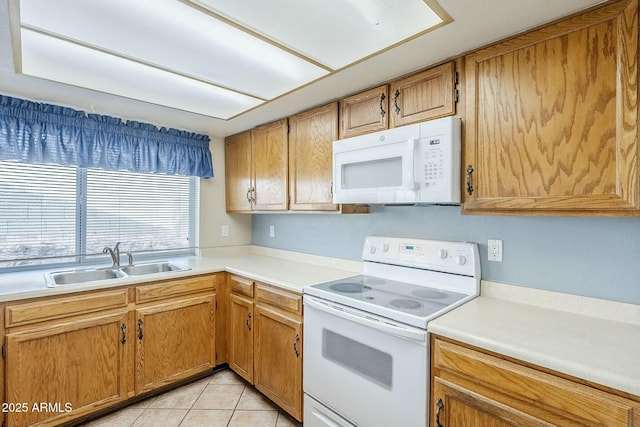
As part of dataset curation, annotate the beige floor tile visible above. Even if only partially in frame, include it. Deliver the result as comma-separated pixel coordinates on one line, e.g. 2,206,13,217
179,409,233,427
149,379,209,409
131,409,188,427
236,387,277,411
192,384,245,410
83,408,144,427
276,412,302,427
208,369,245,385
228,410,278,427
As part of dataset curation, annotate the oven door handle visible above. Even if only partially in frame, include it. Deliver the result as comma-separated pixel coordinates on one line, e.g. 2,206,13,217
305,297,426,342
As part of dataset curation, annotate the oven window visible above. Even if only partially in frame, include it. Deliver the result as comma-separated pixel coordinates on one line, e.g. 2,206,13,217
341,157,402,189
322,329,393,389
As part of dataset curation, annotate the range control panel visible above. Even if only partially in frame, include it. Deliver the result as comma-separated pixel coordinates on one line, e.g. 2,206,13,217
362,236,479,277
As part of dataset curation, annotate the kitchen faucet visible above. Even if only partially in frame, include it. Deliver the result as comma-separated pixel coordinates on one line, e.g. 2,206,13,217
103,242,122,268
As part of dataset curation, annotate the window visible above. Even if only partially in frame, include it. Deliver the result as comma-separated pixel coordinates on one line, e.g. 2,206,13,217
0,161,198,270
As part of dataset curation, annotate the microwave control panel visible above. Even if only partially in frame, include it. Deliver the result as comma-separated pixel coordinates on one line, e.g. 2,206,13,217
415,117,461,203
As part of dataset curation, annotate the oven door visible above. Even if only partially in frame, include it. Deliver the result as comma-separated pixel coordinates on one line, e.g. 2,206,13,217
303,295,428,427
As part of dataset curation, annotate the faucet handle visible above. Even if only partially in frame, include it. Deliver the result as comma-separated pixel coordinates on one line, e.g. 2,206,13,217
126,252,134,266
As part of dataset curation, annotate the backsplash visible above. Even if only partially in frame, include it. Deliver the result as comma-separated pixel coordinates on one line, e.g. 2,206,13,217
252,206,640,305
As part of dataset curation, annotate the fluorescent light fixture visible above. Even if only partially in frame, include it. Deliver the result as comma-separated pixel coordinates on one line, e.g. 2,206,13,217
13,0,450,119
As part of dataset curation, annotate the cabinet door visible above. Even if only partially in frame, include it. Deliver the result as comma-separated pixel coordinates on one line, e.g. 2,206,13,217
463,0,639,215
135,294,215,394
6,312,130,427
431,378,551,427
254,305,302,421
339,85,389,139
289,103,339,211
251,119,289,211
229,293,254,382
225,131,253,212
390,61,456,128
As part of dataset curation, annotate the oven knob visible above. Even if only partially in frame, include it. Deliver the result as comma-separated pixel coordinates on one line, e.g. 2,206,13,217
383,244,389,252
369,246,377,254
454,255,467,265
438,249,448,259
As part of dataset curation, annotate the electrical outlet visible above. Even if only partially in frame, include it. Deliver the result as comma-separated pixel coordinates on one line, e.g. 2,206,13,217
221,225,229,237
269,225,275,238
488,239,503,262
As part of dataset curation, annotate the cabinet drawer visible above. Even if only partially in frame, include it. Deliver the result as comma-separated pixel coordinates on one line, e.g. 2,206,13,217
230,275,254,297
6,289,129,328
433,339,640,427
136,274,216,303
255,283,301,315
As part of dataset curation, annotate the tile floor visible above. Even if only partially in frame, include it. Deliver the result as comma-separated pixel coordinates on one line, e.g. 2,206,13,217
82,369,302,427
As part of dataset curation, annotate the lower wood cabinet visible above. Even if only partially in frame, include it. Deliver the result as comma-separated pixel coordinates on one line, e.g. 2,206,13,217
3,274,218,427
135,294,216,394
5,312,130,427
254,304,302,420
431,336,640,427
226,276,304,422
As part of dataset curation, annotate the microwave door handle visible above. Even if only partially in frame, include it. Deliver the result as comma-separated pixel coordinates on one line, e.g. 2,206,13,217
305,297,426,342
406,138,416,190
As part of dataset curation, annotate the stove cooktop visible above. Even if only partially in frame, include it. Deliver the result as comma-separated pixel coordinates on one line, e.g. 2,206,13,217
305,274,468,327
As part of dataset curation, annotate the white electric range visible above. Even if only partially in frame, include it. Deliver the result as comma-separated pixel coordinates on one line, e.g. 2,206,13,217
303,236,480,427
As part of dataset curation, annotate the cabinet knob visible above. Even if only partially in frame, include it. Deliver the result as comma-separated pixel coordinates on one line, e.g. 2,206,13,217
246,312,252,331
137,319,144,341
120,323,127,345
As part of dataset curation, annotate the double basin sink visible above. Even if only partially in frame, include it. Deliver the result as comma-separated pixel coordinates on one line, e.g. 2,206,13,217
46,261,191,287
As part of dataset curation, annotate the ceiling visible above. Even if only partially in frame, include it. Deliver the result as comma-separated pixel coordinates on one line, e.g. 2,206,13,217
0,0,605,138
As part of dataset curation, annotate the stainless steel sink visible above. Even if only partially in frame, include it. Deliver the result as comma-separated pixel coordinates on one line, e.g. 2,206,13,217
46,261,190,287
48,268,125,286
120,262,190,276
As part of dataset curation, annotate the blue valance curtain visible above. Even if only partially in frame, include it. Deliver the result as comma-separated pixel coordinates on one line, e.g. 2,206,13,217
0,94,213,178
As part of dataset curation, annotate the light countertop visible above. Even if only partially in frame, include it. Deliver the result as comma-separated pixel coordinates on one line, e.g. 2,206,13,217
428,281,640,397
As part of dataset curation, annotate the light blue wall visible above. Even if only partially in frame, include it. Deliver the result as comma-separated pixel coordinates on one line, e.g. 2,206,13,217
252,206,640,305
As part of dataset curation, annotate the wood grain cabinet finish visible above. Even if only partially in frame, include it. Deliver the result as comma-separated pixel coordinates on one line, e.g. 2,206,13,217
225,131,252,212
289,103,339,211
431,336,640,427
134,293,216,394
389,61,456,128
5,312,130,427
229,294,254,383
463,0,640,215
254,283,303,422
339,85,389,139
251,119,289,211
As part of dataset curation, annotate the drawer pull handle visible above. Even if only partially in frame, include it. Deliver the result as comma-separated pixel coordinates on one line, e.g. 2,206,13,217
246,312,252,331
138,319,144,340
120,323,127,344
435,398,444,427
379,93,386,118
293,334,300,358
246,188,252,203
466,165,474,196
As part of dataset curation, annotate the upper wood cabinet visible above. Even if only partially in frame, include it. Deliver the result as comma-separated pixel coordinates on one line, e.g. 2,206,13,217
431,336,640,427
251,119,289,211
289,103,339,211
339,85,389,139
390,61,456,128
463,0,640,216
225,131,252,212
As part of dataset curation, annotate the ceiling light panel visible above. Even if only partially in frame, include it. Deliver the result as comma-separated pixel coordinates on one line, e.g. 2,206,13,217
20,29,263,119
18,0,329,114
193,0,445,70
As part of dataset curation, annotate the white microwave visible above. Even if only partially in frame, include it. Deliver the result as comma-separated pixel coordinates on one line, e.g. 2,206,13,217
333,116,461,205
